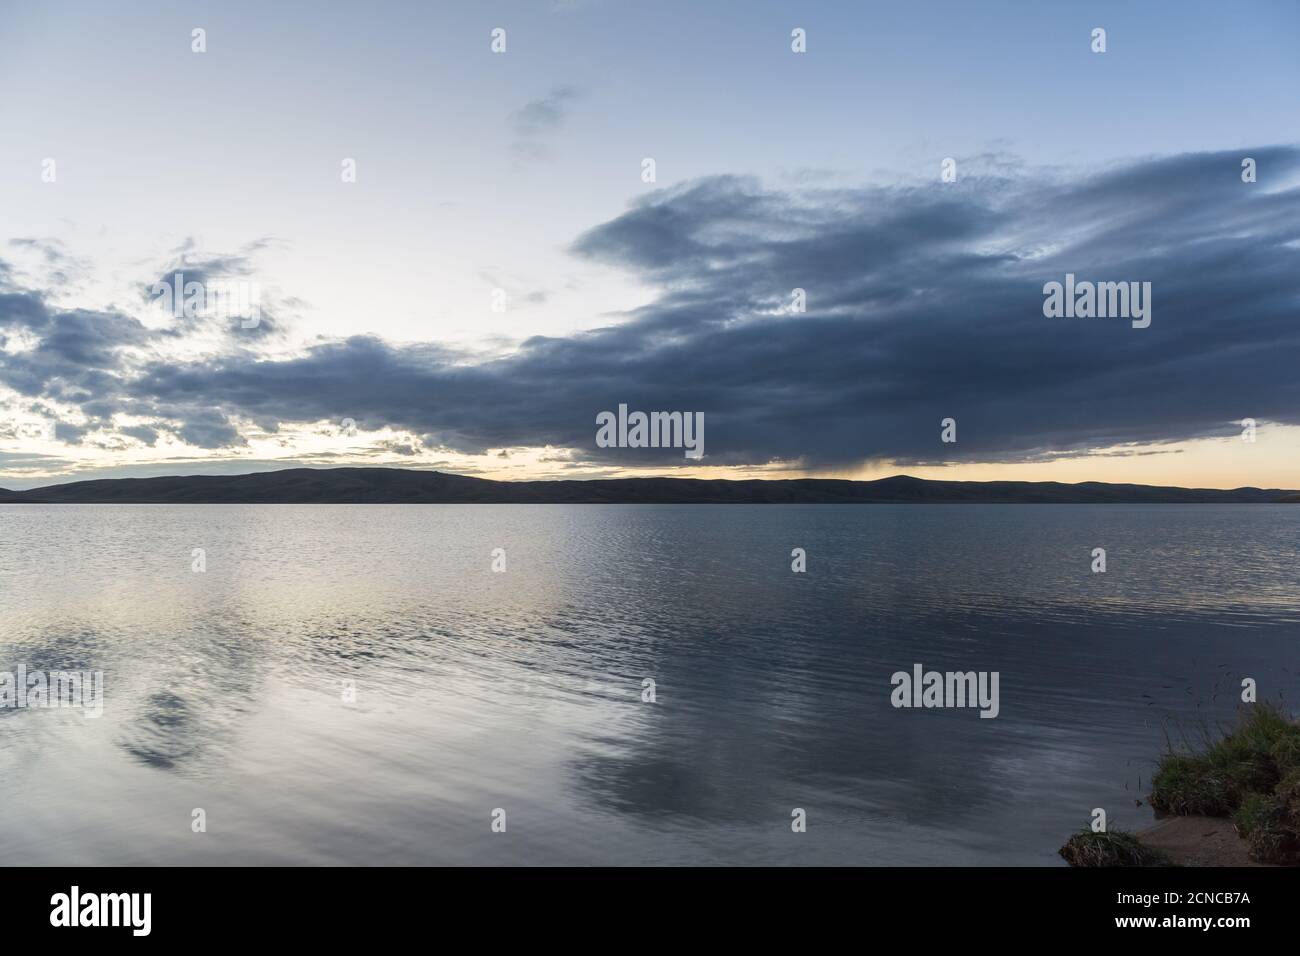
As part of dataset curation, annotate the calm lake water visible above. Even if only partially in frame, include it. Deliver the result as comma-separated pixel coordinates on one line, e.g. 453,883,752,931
1,504,1297,865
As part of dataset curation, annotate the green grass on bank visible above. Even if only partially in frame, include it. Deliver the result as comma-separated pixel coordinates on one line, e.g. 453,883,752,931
1150,702,1300,864
1059,829,1175,867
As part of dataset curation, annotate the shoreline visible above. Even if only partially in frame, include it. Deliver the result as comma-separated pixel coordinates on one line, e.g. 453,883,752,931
1061,703,1300,867
1138,816,1272,867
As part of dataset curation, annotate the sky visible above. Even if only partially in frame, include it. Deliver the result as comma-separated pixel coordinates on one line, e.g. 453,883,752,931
1,0,1298,489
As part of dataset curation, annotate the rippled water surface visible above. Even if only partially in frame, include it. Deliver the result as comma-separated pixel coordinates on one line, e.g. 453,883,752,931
1,504,1297,865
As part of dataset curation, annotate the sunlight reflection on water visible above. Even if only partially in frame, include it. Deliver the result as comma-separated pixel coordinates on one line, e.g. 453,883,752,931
1,504,1297,864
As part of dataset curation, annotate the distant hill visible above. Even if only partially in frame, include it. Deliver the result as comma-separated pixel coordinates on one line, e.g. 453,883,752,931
0,467,1296,504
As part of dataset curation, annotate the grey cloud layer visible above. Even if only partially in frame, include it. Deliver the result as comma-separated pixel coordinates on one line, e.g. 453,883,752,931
2,146,1299,467
510,86,581,161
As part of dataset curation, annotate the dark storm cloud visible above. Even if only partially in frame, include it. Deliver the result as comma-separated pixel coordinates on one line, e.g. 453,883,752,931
0,290,51,331
118,424,159,446
2,146,1299,467
172,409,245,450
0,291,149,405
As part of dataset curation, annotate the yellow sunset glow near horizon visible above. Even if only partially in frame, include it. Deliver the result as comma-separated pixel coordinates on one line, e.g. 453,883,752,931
2,423,1296,492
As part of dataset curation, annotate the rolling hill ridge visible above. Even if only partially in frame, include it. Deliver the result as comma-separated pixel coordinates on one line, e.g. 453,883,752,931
0,467,1296,504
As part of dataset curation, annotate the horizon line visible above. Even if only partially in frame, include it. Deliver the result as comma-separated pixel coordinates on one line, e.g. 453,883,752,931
4,464,1297,498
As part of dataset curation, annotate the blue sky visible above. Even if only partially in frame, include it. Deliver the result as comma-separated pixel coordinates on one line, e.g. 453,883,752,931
1,1,1298,487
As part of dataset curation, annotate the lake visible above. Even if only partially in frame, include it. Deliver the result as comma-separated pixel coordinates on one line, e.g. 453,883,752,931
1,504,1297,865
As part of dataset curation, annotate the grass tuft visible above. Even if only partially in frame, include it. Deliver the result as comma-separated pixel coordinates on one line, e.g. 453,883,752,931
1150,702,1300,864
1233,793,1300,864
1059,829,1175,867
1149,754,1238,815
